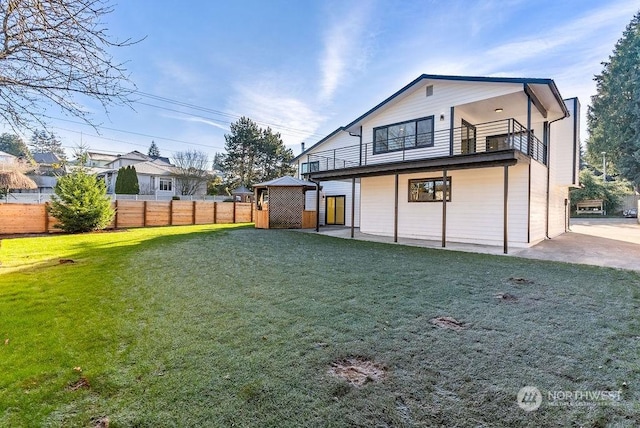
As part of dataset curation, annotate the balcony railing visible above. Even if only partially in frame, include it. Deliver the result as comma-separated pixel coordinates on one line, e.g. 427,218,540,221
303,119,547,175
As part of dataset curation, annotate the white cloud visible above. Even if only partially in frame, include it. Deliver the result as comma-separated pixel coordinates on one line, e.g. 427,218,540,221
170,115,230,132
228,81,327,147
485,1,638,69
318,2,374,102
153,60,205,91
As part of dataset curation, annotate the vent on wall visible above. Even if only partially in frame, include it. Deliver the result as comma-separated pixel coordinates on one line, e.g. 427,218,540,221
426,85,434,97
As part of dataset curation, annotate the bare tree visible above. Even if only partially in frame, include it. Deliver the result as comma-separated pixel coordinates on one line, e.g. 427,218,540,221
0,0,138,131
172,150,210,196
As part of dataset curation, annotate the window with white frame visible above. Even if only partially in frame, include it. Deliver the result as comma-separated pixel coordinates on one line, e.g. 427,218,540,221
159,178,173,191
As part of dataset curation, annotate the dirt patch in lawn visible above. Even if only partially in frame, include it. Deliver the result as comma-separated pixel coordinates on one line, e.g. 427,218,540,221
508,276,534,285
495,292,518,302
430,316,467,331
67,377,90,391
329,357,386,386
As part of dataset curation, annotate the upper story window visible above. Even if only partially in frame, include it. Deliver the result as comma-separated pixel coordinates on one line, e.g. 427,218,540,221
374,116,434,155
301,161,319,174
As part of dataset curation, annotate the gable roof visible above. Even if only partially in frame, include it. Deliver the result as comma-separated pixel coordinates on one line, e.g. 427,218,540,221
87,151,118,162
343,74,569,133
33,152,61,164
151,155,172,165
292,127,346,162
294,74,570,160
129,161,174,176
0,150,17,159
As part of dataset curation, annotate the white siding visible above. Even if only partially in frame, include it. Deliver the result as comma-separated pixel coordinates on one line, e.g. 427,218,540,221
305,180,360,227
360,165,530,247
295,131,358,178
360,80,523,146
551,98,580,187
360,176,395,236
529,161,548,244
548,184,569,238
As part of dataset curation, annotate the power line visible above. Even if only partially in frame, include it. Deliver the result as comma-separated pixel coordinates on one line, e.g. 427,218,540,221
51,117,227,151
135,91,327,140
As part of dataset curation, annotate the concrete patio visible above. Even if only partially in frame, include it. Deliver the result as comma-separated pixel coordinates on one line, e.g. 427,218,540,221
299,218,640,272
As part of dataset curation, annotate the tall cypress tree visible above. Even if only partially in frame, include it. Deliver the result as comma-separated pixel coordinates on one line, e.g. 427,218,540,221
114,165,140,194
587,12,640,186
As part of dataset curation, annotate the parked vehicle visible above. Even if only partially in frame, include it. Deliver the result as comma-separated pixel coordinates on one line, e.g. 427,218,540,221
623,208,638,218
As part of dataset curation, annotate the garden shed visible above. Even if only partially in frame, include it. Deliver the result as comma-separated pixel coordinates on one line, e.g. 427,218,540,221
253,176,317,229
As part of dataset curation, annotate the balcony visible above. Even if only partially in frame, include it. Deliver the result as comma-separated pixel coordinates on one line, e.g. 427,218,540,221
302,119,547,178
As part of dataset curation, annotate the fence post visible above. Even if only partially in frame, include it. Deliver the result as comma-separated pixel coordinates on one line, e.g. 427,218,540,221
213,201,217,224
114,200,118,229
143,201,147,227
169,200,173,226
192,201,197,225
44,202,50,233
233,202,237,223
251,202,254,222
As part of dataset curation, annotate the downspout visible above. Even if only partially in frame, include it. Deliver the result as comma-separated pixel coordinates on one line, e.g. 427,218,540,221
310,179,321,232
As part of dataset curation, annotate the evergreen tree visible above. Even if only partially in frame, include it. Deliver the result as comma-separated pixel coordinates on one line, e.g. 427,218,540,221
222,117,261,188
259,127,295,181
49,168,114,233
0,133,32,160
29,130,66,159
148,141,161,158
221,117,295,188
114,165,139,194
587,12,640,186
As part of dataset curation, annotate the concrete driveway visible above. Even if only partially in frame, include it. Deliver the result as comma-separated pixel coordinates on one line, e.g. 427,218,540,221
514,218,640,271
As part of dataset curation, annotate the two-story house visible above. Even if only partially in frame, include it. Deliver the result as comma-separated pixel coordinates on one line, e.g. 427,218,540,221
293,74,580,253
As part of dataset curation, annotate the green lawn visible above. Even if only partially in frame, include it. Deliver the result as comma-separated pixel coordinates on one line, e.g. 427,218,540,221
0,224,639,427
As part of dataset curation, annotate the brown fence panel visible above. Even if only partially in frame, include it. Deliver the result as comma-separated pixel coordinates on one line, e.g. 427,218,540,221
255,209,269,229
302,210,317,229
1,199,258,234
172,201,194,225
145,201,171,226
235,202,253,223
115,200,145,228
195,201,214,224
0,204,46,234
215,202,234,224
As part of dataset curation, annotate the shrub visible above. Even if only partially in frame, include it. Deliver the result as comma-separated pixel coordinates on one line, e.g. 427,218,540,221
49,169,114,233
570,169,632,214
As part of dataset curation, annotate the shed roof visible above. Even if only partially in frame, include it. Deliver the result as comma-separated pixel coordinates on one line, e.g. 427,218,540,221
253,176,317,190
231,185,252,195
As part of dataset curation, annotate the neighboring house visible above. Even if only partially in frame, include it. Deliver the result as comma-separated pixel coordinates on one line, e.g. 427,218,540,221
22,152,64,193
0,150,16,164
85,151,118,168
293,74,580,252
97,151,208,197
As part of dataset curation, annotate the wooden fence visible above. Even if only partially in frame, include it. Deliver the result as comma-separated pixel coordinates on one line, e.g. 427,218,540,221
0,201,254,234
